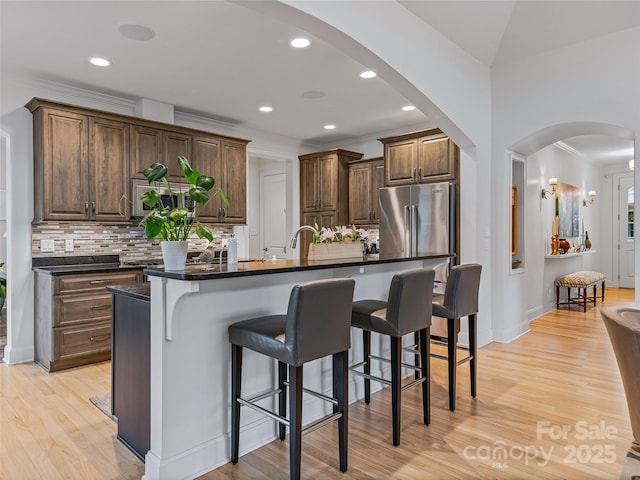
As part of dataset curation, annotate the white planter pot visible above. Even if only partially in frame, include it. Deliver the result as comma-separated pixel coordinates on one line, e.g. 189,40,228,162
161,241,188,271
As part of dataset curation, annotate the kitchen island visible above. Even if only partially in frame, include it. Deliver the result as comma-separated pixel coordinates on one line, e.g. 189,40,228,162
140,253,453,480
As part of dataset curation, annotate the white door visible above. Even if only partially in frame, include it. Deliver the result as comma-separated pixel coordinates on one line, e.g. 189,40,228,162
618,174,635,288
261,171,287,259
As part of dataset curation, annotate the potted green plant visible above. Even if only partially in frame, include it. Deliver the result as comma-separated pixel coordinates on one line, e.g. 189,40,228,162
139,156,229,270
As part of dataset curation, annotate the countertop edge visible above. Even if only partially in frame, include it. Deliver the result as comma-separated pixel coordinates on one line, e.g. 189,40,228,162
107,283,151,301
144,254,455,281
34,263,144,275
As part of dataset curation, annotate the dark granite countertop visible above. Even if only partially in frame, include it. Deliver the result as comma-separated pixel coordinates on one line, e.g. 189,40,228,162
106,282,150,301
143,253,455,281
33,262,144,275
32,254,143,275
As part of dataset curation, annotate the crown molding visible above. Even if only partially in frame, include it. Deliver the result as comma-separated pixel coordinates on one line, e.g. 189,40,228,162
553,140,581,156
16,75,137,116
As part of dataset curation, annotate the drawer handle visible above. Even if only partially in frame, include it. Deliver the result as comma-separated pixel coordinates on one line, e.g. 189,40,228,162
89,280,110,285
90,334,110,343
90,304,111,311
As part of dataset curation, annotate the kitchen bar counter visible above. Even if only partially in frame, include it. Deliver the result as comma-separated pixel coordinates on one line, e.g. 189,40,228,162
142,253,452,479
106,282,150,301
143,252,454,280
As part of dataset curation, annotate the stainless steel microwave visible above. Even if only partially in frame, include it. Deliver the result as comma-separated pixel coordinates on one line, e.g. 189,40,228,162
131,179,195,218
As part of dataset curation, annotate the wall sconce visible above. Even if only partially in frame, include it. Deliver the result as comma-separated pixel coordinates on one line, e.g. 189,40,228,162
583,190,596,207
541,177,558,199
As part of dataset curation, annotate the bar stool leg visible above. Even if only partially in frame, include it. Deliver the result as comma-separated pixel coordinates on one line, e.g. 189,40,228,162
414,331,421,380
469,314,477,398
447,318,459,411
390,336,402,446
288,364,303,480
278,361,287,441
363,330,371,404
333,351,348,472
419,328,430,425
231,344,243,464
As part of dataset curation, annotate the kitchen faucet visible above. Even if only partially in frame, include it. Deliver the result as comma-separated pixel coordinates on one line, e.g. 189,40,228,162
290,225,319,249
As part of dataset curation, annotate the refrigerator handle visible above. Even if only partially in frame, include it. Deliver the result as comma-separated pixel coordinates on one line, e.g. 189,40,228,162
411,205,417,256
403,205,411,256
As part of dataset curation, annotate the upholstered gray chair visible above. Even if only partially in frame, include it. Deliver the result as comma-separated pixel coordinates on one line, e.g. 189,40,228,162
228,278,355,480
601,306,640,445
351,268,435,446
430,263,482,411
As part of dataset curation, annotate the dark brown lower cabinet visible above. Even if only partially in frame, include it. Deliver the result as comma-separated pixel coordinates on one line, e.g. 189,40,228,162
110,288,150,462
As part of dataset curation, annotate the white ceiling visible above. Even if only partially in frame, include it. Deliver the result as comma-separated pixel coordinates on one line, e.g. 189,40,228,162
1,1,637,161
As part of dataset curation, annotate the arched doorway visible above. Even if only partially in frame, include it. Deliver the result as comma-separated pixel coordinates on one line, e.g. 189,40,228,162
509,122,635,315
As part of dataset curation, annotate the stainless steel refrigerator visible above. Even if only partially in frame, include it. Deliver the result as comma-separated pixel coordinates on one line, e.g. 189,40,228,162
379,182,454,284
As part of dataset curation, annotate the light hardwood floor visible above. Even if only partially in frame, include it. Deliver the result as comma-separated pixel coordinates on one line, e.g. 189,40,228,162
1,288,635,479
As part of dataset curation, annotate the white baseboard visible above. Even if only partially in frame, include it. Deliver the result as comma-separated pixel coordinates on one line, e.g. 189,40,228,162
492,319,530,343
143,416,276,480
3,345,34,365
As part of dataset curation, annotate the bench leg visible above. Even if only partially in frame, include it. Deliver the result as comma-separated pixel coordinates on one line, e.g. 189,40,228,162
582,287,587,312
556,286,560,309
592,285,597,306
601,281,605,302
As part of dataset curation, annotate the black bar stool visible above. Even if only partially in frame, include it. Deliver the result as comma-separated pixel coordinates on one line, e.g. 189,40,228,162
430,263,482,411
350,268,435,446
228,278,355,480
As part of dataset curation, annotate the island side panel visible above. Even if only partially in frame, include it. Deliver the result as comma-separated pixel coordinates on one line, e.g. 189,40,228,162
144,259,436,480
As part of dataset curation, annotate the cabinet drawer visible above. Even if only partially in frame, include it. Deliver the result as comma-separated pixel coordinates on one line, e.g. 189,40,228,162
54,292,112,327
54,271,141,295
54,320,111,361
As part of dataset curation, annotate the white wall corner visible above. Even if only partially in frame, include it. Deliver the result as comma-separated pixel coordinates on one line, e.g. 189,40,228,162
135,98,174,124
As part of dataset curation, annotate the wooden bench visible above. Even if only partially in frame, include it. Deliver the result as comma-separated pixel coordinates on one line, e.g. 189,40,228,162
555,271,606,312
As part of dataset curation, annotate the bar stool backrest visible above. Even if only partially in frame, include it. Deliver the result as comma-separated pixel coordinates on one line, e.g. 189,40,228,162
386,268,436,337
285,278,355,366
601,306,640,444
442,264,482,319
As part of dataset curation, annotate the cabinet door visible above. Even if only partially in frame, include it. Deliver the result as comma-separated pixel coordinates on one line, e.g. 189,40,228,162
130,125,162,177
318,154,338,210
417,135,455,182
299,212,318,260
192,136,221,220
219,140,247,224
385,139,417,186
371,160,385,223
163,131,192,178
41,109,90,220
300,157,319,212
298,212,335,260
90,117,130,221
349,163,373,225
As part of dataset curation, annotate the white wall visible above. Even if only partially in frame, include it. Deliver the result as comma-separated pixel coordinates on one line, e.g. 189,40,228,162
524,144,604,318
491,26,640,342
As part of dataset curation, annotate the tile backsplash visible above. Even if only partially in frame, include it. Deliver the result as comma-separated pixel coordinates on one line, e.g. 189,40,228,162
32,222,234,262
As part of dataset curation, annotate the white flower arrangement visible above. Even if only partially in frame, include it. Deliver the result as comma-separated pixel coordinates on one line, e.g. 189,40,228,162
312,224,370,244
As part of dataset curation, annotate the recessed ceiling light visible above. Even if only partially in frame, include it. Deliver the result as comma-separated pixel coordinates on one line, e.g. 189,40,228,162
324,124,336,130
290,37,311,48
117,23,156,41
259,106,273,112
402,105,416,111
89,57,111,67
360,70,376,79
